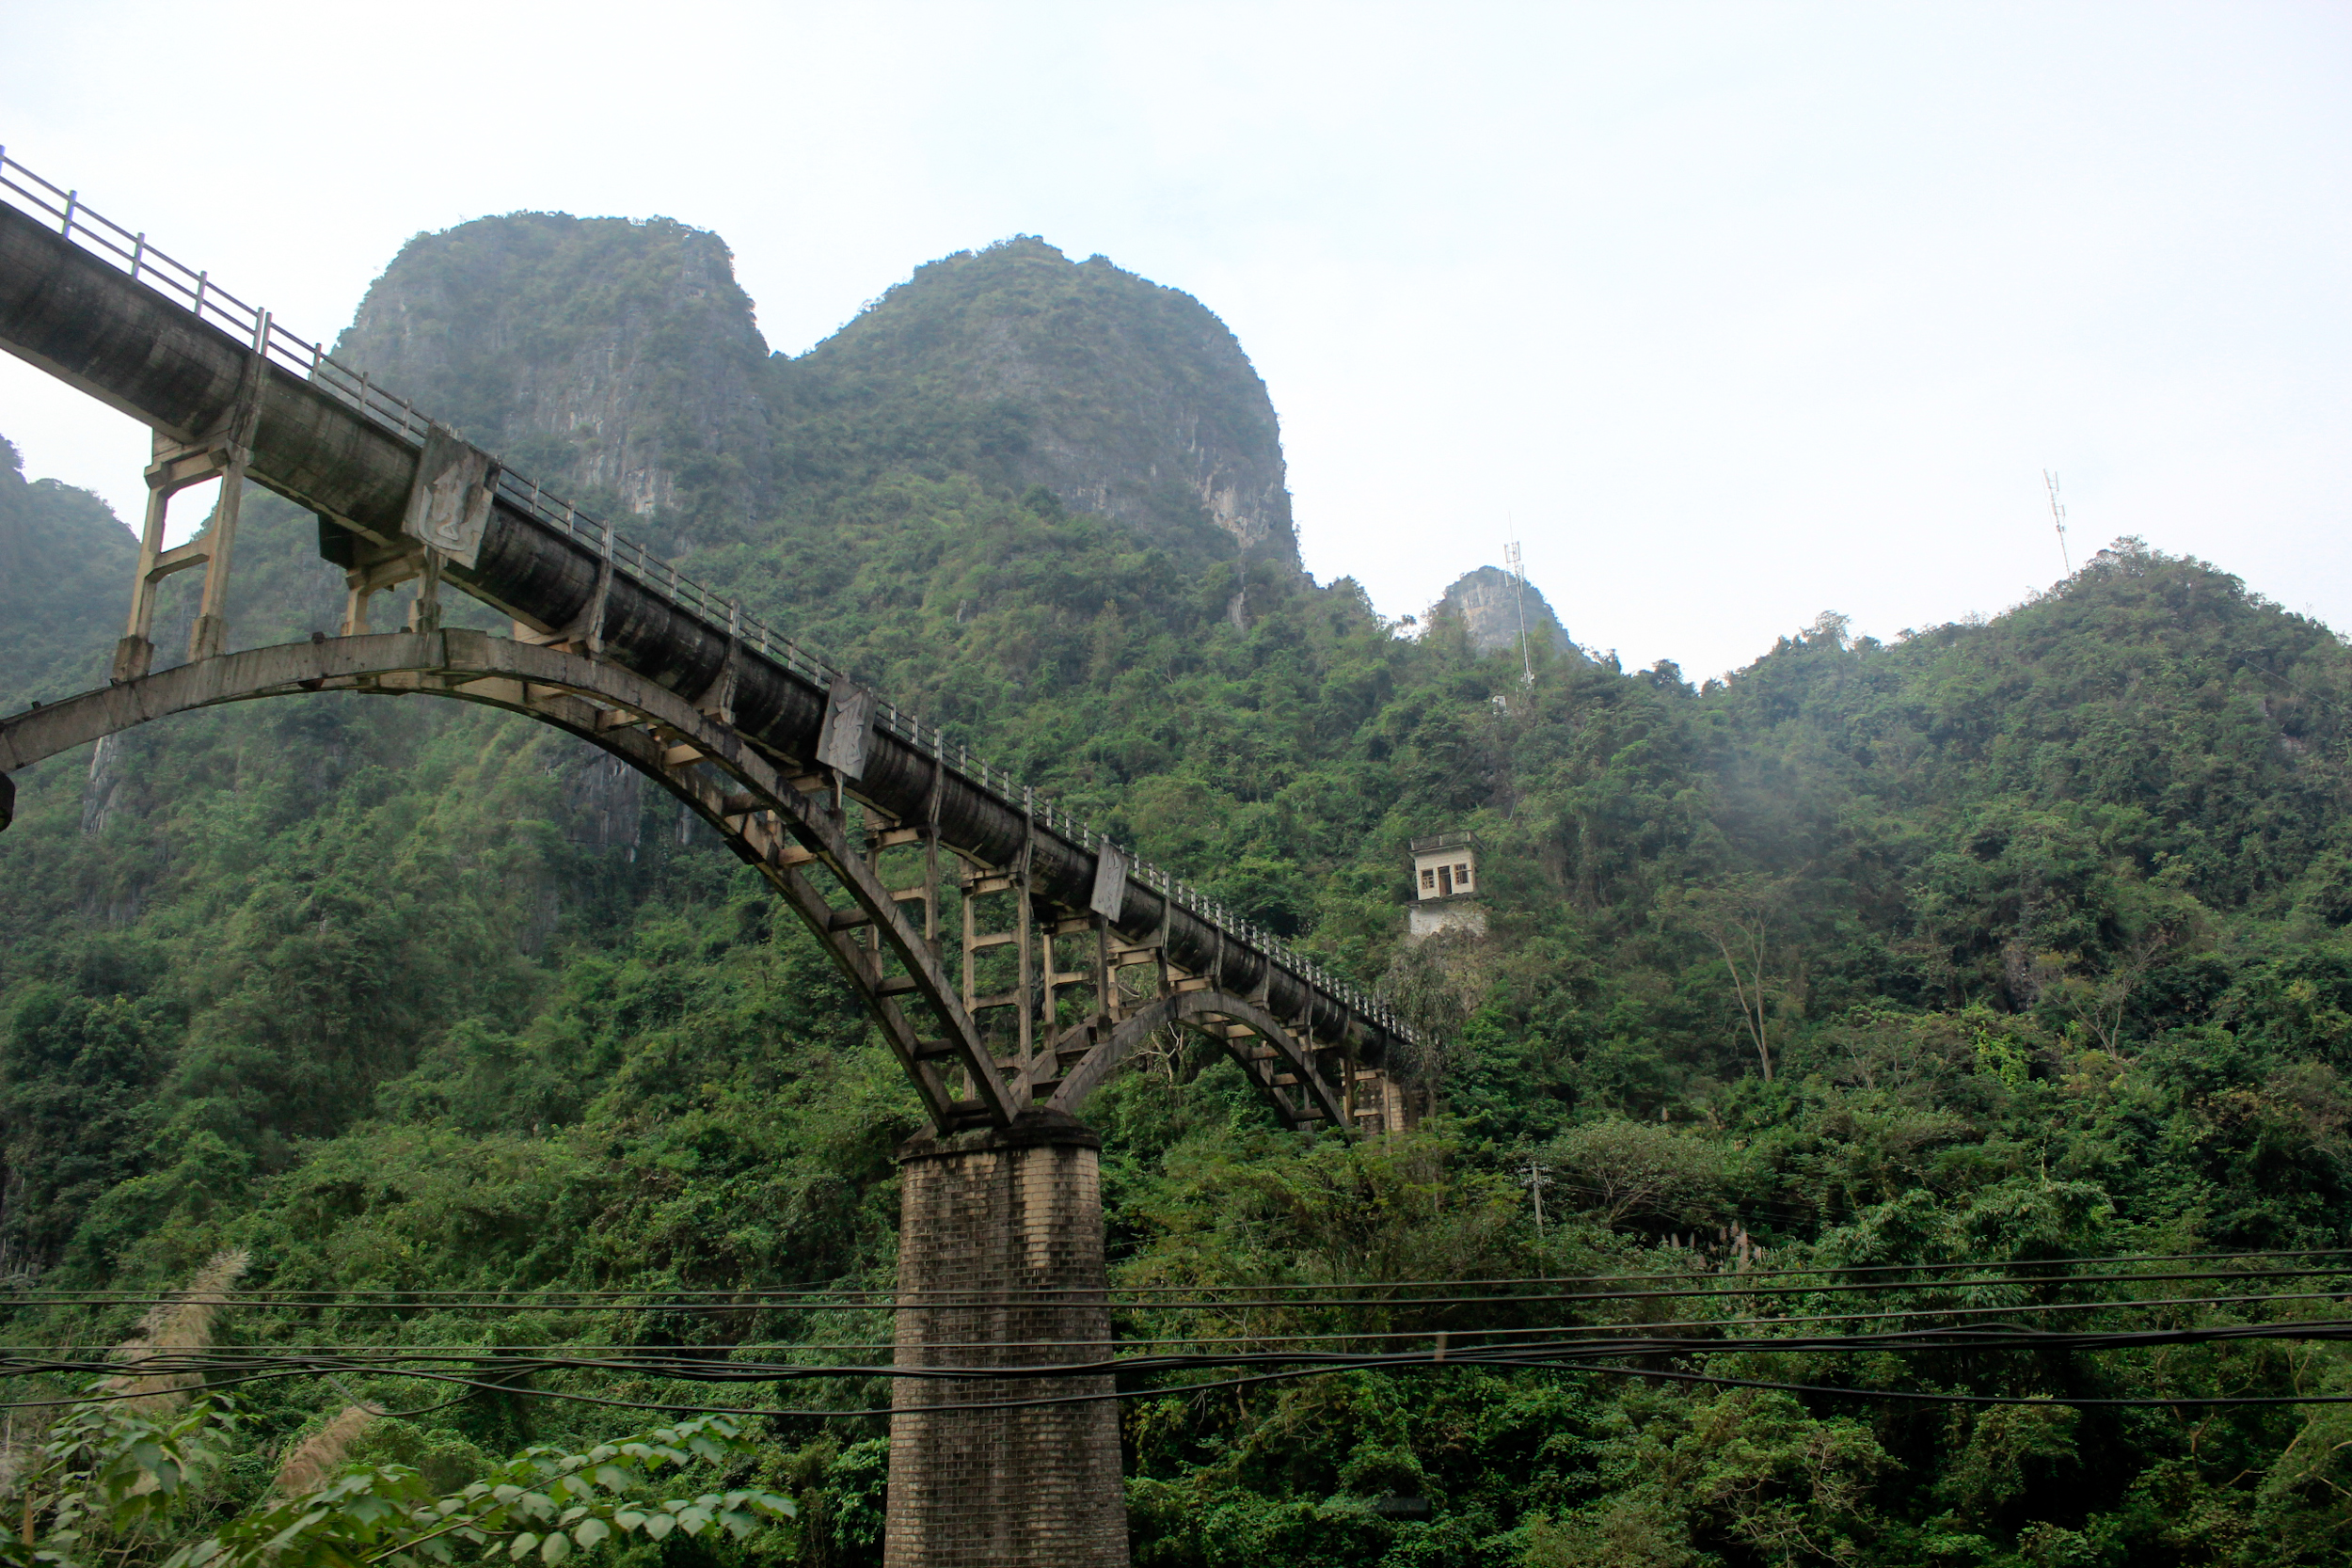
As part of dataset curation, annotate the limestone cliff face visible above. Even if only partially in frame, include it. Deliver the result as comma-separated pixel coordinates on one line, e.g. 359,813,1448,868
778,237,1300,566
334,214,774,545
1435,565,1573,658
333,225,1293,568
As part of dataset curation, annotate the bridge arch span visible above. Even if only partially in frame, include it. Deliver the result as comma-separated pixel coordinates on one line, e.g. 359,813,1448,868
0,631,1384,1134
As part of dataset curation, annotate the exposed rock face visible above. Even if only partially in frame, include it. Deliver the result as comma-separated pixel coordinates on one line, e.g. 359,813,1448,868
780,237,1300,566
334,214,774,545
1435,565,1573,658
563,752,644,855
336,224,1295,570
80,734,125,838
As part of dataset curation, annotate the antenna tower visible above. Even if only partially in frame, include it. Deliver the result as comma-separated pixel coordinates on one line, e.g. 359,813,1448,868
2043,469,2072,577
1504,536,1534,687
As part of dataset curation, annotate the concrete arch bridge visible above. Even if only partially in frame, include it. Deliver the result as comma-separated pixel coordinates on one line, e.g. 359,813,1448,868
0,153,1414,1566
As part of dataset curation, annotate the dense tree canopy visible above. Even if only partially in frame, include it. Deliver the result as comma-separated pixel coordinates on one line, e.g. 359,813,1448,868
5,223,2351,1564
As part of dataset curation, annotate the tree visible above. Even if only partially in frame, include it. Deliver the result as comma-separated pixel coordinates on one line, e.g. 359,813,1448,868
1666,876,1797,1082
1548,1119,1723,1231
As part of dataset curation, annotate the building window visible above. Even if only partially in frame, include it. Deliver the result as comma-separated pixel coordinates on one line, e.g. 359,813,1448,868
1455,863,1472,889
1421,868,1436,891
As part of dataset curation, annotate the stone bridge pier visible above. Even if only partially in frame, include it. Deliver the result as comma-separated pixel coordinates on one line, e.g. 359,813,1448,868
886,1111,1128,1567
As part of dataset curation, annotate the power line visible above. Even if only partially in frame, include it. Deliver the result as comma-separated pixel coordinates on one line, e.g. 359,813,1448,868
8,1266,2341,1315
13,1311,2352,1418
1562,1362,2352,1410
9,1286,2344,1359
1101,1245,2352,1293
17,1311,2352,1385
9,1247,2343,1310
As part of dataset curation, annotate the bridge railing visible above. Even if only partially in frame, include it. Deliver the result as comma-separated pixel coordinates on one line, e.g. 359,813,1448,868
0,148,1411,1046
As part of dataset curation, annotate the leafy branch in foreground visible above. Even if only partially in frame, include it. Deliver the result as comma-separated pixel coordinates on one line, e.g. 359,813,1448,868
1,1395,237,1568
166,1413,795,1568
0,1393,793,1568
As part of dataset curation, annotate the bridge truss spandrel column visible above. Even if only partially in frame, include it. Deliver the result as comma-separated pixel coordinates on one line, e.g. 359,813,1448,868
887,1112,1127,1568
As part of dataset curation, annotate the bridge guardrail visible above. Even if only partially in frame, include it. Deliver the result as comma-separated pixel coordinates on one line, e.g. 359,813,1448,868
0,147,1411,1046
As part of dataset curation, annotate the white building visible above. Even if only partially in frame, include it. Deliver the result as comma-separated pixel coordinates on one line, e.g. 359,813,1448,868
1406,832,1486,939
1412,834,1478,900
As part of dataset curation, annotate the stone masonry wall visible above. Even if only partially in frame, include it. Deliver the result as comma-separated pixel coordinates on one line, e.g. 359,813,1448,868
885,1111,1128,1567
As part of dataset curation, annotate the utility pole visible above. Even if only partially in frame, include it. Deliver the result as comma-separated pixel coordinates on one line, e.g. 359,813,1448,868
1504,536,1534,688
2044,469,2072,577
1520,1156,1549,1234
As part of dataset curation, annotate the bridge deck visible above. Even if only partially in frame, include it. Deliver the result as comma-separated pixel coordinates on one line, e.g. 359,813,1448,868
0,155,1412,1133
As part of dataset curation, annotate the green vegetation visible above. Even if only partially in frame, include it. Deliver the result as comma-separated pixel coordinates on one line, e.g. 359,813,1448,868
769,236,1294,565
0,436,135,712
333,212,774,550
6,216,2352,1564
7,1356,796,1568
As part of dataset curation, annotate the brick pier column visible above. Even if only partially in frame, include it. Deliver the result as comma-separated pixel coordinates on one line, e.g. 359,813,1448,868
885,1110,1129,1567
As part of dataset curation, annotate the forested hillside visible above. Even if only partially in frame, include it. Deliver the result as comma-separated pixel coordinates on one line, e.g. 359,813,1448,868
4,209,2352,1567
0,436,135,713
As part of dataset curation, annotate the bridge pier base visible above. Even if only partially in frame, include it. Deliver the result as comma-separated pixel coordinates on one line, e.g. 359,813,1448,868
886,1111,1128,1568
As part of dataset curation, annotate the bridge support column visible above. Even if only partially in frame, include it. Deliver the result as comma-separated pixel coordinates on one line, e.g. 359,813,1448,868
886,1111,1127,1568
110,336,266,682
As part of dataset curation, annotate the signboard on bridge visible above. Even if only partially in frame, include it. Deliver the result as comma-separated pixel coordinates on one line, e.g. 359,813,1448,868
401,426,497,568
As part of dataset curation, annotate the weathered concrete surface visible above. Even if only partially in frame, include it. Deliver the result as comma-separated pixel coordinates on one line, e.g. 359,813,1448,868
887,1112,1128,1568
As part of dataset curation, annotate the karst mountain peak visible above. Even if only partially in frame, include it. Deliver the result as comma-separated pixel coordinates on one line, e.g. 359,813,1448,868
336,215,1302,573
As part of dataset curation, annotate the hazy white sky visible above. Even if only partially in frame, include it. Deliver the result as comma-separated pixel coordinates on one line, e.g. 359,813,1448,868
3,1,2346,679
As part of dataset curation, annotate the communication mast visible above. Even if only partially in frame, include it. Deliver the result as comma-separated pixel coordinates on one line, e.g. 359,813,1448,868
2043,469,2072,577
1504,536,1534,687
